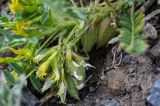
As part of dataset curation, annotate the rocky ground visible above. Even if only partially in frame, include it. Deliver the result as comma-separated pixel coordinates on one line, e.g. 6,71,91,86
1,0,160,106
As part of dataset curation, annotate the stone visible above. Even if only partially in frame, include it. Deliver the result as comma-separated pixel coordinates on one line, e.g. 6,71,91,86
150,41,160,57
154,67,160,74
146,80,160,106
143,23,157,39
21,88,39,106
107,69,127,96
121,55,137,65
158,0,160,5
100,100,121,106
108,36,119,45
89,86,95,92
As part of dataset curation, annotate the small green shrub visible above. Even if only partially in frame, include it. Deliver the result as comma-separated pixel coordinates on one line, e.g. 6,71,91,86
0,0,148,103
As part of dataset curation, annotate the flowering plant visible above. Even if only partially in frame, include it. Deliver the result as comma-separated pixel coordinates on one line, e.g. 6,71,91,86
0,0,147,103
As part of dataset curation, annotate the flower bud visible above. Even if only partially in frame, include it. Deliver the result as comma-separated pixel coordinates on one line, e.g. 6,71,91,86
36,61,49,80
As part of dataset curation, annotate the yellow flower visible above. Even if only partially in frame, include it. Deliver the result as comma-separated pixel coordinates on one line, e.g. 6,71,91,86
0,57,5,63
50,69,60,81
8,0,23,14
15,21,29,37
10,48,27,55
36,61,50,80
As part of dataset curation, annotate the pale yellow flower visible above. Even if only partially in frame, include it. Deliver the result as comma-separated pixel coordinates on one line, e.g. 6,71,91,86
15,21,29,37
36,61,50,80
51,69,60,81
8,0,23,14
10,48,27,55
0,57,5,63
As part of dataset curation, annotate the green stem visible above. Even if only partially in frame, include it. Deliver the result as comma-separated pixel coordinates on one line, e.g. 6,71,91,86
0,22,16,26
65,26,77,43
105,0,117,27
105,0,111,7
25,68,37,79
70,0,77,8
27,15,42,25
36,28,60,54
25,12,39,21
130,3,135,49
37,21,76,53
80,0,84,7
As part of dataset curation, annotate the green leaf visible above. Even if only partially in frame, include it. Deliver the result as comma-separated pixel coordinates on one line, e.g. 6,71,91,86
41,9,49,24
65,73,79,100
3,70,15,84
0,13,9,22
0,39,3,48
29,74,42,93
42,79,54,92
97,17,116,48
27,37,38,45
119,10,148,55
57,81,67,103
81,26,97,52
0,29,13,41
10,62,24,75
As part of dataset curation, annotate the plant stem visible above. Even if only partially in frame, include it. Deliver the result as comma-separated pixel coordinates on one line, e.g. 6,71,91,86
25,68,37,79
105,0,111,7
0,22,16,26
37,21,76,53
80,0,84,7
130,3,135,49
105,0,117,27
70,0,77,8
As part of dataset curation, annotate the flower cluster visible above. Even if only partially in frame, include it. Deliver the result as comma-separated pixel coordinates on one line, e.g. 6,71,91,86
8,0,23,14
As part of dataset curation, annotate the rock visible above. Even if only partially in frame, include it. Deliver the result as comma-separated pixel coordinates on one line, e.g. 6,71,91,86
89,86,95,92
108,36,119,45
107,69,127,96
21,88,39,106
146,80,160,106
121,55,137,65
154,67,160,74
100,100,121,106
158,0,160,5
143,23,157,39
135,56,153,73
150,41,160,57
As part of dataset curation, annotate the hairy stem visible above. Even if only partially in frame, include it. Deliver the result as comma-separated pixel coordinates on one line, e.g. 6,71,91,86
131,3,135,49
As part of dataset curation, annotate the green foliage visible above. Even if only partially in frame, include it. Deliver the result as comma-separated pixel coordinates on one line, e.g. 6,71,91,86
0,75,27,106
29,74,42,92
3,70,16,84
119,10,148,55
0,0,148,103
10,62,24,75
124,0,145,6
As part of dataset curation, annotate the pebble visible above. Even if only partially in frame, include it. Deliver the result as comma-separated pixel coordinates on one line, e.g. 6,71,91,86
143,23,157,39
100,100,121,106
107,69,127,96
154,67,160,74
146,80,160,106
150,41,160,57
